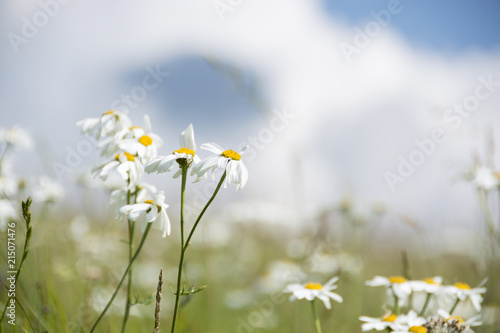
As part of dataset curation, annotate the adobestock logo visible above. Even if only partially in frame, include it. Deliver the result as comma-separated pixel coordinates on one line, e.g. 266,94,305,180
384,74,499,192
339,0,411,64
7,0,73,54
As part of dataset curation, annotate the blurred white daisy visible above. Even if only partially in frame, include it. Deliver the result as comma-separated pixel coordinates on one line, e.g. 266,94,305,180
467,165,499,191
146,124,200,178
359,313,401,331
395,311,427,330
437,309,482,329
192,143,249,190
0,175,19,198
77,110,132,140
410,276,443,294
0,199,17,231
109,183,157,211
444,281,487,312
119,191,170,238
0,126,34,151
283,276,342,309
32,176,64,203
92,152,143,188
392,326,427,333
366,276,412,299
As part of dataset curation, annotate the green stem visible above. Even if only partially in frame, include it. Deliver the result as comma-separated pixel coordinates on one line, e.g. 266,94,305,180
121,186,135,332
90,223,152,333
171,170,226,333
419,293,432,317
310,300,322,333
449,297,460,315
183,172,226,252
477,189,500,253
0,198,32,327
171,164,189,333
392,287,400,315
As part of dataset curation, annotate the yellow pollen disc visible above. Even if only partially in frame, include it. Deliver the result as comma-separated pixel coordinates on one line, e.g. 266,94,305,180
454,282,471,290
130,126,141,130
174,147,195,156
447,316,464,324
423,278,438,285
305,283,322,290
382,314,397,322
409,326,427,333
222,149,241,161
389,276,407,284
139,135,153,147
102,110,115,116
115,152,135,161
144,200,154,204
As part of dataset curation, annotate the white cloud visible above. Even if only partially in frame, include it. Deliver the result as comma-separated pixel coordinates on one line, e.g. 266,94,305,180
2,0,500,227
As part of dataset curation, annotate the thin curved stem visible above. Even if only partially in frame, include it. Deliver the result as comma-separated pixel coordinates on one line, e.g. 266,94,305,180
449,297,460,315
90,223,152,333
183,172,226,252
419,293,432,317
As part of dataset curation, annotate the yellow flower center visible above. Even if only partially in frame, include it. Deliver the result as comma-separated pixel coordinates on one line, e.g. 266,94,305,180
144,200,154,204
139,135,153,147
382,314,397,322
454,282,471,290
130,126,141,130
447,316,464,324
174,147,195,156
222,149,241,161
102,110,115,116
389,276,407,284
423,278,438,285
409,326,427,333
305,283,322,290
115,152,135,161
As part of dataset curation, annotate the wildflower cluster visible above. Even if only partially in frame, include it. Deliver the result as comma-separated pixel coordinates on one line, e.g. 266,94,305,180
77,110,249,332
360,275,487,333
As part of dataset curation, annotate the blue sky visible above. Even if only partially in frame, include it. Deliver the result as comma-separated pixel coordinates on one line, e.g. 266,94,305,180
322,0,500,52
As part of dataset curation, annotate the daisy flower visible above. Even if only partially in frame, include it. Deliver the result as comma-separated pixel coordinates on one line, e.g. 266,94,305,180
92,152,143,188
32,176,64,203
119,191,170,238
467,165,499,191
0,126,33,151
437,309,482,329
118,117,162,164
192,143,249,190
0,175,19,198
392,326,428,333
359,313,401,331
109,183,157,211
98,115,161,157
283,276,343,309
146,124,201,178
366,276,412,299
444,281,487,312
77,110,132,140
410,276,443,294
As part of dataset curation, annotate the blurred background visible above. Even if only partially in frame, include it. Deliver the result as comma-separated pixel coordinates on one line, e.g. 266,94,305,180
1,0,500,331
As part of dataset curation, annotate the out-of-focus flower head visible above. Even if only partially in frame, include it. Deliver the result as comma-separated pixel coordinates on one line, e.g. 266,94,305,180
119,190,170,238
192,143,249,190
76,110,132,140
283,276,342,309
